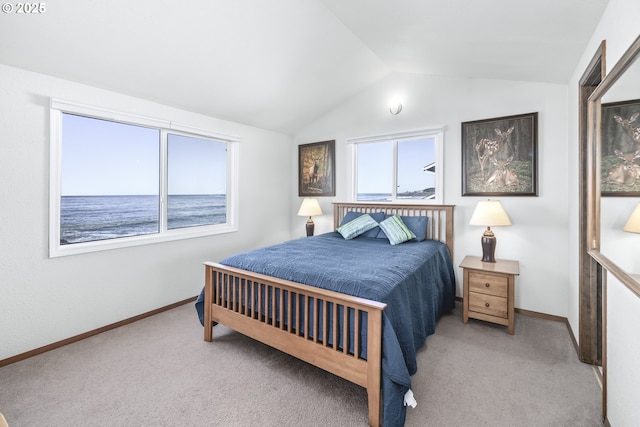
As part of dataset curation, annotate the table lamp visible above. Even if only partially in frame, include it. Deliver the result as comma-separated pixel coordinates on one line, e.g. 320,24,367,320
297,198,323,237
623,203,640,233
469,199,512,263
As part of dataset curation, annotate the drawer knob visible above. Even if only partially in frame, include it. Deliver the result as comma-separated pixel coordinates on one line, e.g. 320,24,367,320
485,303,490,308
485,283,490,288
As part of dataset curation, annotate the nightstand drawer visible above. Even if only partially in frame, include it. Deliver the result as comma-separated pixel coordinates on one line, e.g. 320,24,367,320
468,271,508,297
469,292,508,318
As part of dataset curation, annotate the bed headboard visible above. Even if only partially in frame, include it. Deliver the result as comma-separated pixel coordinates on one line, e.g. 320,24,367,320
333,202,455,259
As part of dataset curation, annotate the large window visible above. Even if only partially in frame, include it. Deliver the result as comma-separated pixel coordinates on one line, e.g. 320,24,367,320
50,100,238,257
350,128,443,203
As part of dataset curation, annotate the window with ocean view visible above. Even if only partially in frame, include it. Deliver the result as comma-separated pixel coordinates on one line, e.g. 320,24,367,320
167,134,227,230
60,114,161,244
50,100,238,257
351,128,443,203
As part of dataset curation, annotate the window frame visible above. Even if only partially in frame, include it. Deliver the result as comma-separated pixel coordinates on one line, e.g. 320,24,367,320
348,127,444,204
49,99,239,258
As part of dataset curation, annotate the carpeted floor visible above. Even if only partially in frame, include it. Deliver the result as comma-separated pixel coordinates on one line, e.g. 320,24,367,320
0,302,602,426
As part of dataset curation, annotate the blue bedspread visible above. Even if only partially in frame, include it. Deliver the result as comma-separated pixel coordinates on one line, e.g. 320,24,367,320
195,232,455,426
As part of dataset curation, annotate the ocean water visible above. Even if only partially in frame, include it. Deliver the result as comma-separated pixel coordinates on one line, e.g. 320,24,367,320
60,194,226,244
357,193,392,201
357,190,435,201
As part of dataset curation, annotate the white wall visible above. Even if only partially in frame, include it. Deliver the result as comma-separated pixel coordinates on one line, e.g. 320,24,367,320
566,0,640,344
606,273,640,426
0,64,294,361
293,72,569,316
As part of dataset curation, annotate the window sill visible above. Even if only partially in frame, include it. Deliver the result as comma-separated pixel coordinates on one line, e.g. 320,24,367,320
49,224,238,258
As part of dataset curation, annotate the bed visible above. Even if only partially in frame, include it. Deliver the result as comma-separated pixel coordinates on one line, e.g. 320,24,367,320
195,202,455,426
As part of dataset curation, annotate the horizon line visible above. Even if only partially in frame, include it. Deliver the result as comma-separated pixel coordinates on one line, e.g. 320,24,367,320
61,193,226,197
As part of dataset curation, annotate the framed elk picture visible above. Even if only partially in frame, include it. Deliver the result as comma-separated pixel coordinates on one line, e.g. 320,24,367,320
298,140,335,197
601,99,640,196
462,112,538,196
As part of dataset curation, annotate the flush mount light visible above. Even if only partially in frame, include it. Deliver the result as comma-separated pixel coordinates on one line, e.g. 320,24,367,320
389,98,403,115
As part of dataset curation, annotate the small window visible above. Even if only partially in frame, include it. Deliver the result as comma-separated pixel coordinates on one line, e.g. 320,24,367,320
351,128,443,203
50,100,239,257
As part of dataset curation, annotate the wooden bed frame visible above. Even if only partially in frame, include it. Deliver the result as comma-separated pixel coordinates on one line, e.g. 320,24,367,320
203,202,454,426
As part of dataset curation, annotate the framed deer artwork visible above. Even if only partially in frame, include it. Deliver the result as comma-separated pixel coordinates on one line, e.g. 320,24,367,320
601,99,640,196
462,112,538,196
298,140,335,197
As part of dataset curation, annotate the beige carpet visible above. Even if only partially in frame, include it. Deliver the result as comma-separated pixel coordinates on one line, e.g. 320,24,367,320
0,302,602,426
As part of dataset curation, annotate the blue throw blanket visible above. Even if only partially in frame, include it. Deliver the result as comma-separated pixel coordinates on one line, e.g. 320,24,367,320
195,232,455,426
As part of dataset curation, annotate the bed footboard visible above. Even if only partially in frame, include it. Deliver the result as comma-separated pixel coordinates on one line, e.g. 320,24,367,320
203,262,387,427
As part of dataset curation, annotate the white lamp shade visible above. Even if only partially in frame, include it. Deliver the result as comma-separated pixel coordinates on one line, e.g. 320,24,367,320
297,198,323,217
623,203,640,233
469,200,512,227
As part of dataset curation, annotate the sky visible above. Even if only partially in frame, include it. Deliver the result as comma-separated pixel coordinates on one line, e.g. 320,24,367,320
61,113,433,197
357,137,435,194
61,114,227,196
168,134,226,195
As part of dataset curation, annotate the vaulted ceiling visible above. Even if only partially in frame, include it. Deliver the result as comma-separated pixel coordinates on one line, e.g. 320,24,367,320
0,0,608,134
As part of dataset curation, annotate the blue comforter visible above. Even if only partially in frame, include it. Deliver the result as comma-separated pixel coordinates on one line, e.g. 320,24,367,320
195,232,455,426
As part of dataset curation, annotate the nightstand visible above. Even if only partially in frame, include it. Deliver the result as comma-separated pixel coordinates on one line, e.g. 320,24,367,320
460,255,520,335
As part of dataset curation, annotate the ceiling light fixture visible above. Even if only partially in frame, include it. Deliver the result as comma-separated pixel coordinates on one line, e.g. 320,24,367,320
389,98,403,115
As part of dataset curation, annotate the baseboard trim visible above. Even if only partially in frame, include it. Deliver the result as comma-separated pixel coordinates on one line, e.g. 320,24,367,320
0,296,196,368
592,365,603,390
457,297,584,359
514,307,566,323
565,317,581,358
513,308,584,359
517,306,599,371
2,297,573,368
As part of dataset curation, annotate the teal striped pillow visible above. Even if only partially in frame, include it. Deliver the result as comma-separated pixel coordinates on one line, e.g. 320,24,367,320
379,214,416,245
336,213,379,240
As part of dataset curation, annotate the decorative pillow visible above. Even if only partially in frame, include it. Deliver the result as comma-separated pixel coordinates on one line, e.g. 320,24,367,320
336,213,380,240
400,216,428,242
378,214,416,245
377,215,428,242
339,211,385,238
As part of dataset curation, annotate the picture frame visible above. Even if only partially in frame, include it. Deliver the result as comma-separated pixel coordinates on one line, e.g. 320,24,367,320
462,112,538,196
298,140,335,197
600,99,640,196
